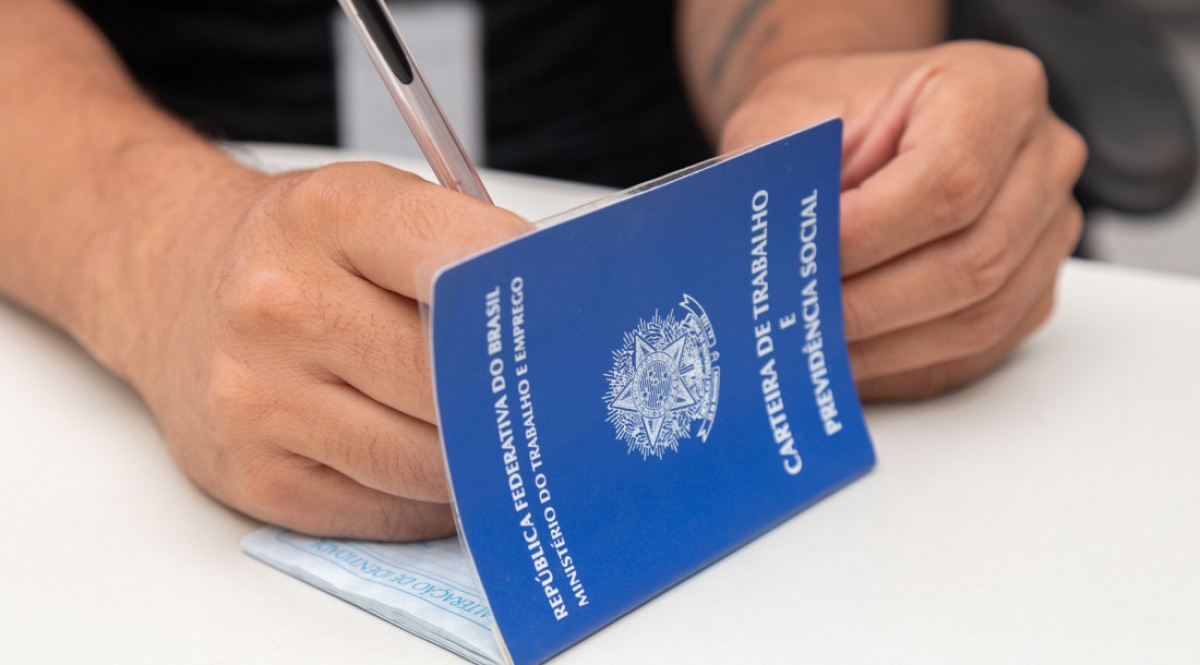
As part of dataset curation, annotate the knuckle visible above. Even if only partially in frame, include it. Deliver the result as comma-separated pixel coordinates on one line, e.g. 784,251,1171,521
231,454,309,520
841,289,882,340
951,232,1013,303
839,209,882,273
284,161,417,232
314,162,428,236
286,163,361,221
952,42,1048,101
955,299,1017,357
219,261,324,335
931,149,991,228
1002,47,1050,101
943,41,1048,98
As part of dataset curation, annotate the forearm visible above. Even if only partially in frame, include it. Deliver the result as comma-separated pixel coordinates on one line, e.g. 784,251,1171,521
0,0,262,384
678,0,948,137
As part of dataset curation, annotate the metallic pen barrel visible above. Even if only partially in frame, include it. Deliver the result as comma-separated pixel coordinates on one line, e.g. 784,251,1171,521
338,0,492,203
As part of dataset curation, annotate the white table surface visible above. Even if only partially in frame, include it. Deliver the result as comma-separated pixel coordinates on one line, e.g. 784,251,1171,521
3,145,1198,664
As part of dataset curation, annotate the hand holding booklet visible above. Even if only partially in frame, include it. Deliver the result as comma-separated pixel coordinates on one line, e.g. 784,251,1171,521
244,119,876,665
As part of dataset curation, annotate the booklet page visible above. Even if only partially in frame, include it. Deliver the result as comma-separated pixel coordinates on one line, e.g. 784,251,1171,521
242,528,501,664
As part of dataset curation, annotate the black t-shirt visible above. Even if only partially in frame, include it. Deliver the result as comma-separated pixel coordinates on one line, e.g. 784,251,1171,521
71,0,712,188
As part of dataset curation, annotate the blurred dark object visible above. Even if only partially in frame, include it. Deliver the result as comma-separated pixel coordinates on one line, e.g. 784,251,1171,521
1126,0,1200,16
72,0,338,146
481,0,710,188
954,0,1199,214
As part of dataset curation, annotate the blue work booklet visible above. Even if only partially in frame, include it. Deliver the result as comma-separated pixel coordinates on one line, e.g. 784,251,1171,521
244,119,876,665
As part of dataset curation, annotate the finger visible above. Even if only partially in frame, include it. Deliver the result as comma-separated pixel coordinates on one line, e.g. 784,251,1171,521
840,51,1049,276
275,380,449,505
283,162,531,301
849,197,1081,381
299,270,437,424
216,369,450,505
855,282,1057,402
231,451,454,541
842,115,1086,341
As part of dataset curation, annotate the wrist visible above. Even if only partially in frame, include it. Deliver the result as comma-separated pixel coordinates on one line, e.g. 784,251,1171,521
680,0,948,140
60,137,270,393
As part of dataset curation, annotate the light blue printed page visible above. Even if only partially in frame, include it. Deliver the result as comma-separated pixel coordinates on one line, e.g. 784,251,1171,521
242,528,500,664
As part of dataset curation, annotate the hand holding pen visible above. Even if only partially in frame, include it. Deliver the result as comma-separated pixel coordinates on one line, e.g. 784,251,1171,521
107,4,526,543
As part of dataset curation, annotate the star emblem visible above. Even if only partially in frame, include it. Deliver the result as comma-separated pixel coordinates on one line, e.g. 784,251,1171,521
610,334,698,449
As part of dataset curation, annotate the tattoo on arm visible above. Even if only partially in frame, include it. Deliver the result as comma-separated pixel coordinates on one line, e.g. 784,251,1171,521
706,0,776,91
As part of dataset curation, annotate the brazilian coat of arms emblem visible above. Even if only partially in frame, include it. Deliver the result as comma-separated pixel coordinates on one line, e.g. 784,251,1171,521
604,295,720,458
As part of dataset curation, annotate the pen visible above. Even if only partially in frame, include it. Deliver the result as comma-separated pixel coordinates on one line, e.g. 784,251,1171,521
337,0,492,203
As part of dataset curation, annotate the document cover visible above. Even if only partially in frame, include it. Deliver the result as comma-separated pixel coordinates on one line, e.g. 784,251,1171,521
430,118,876,664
